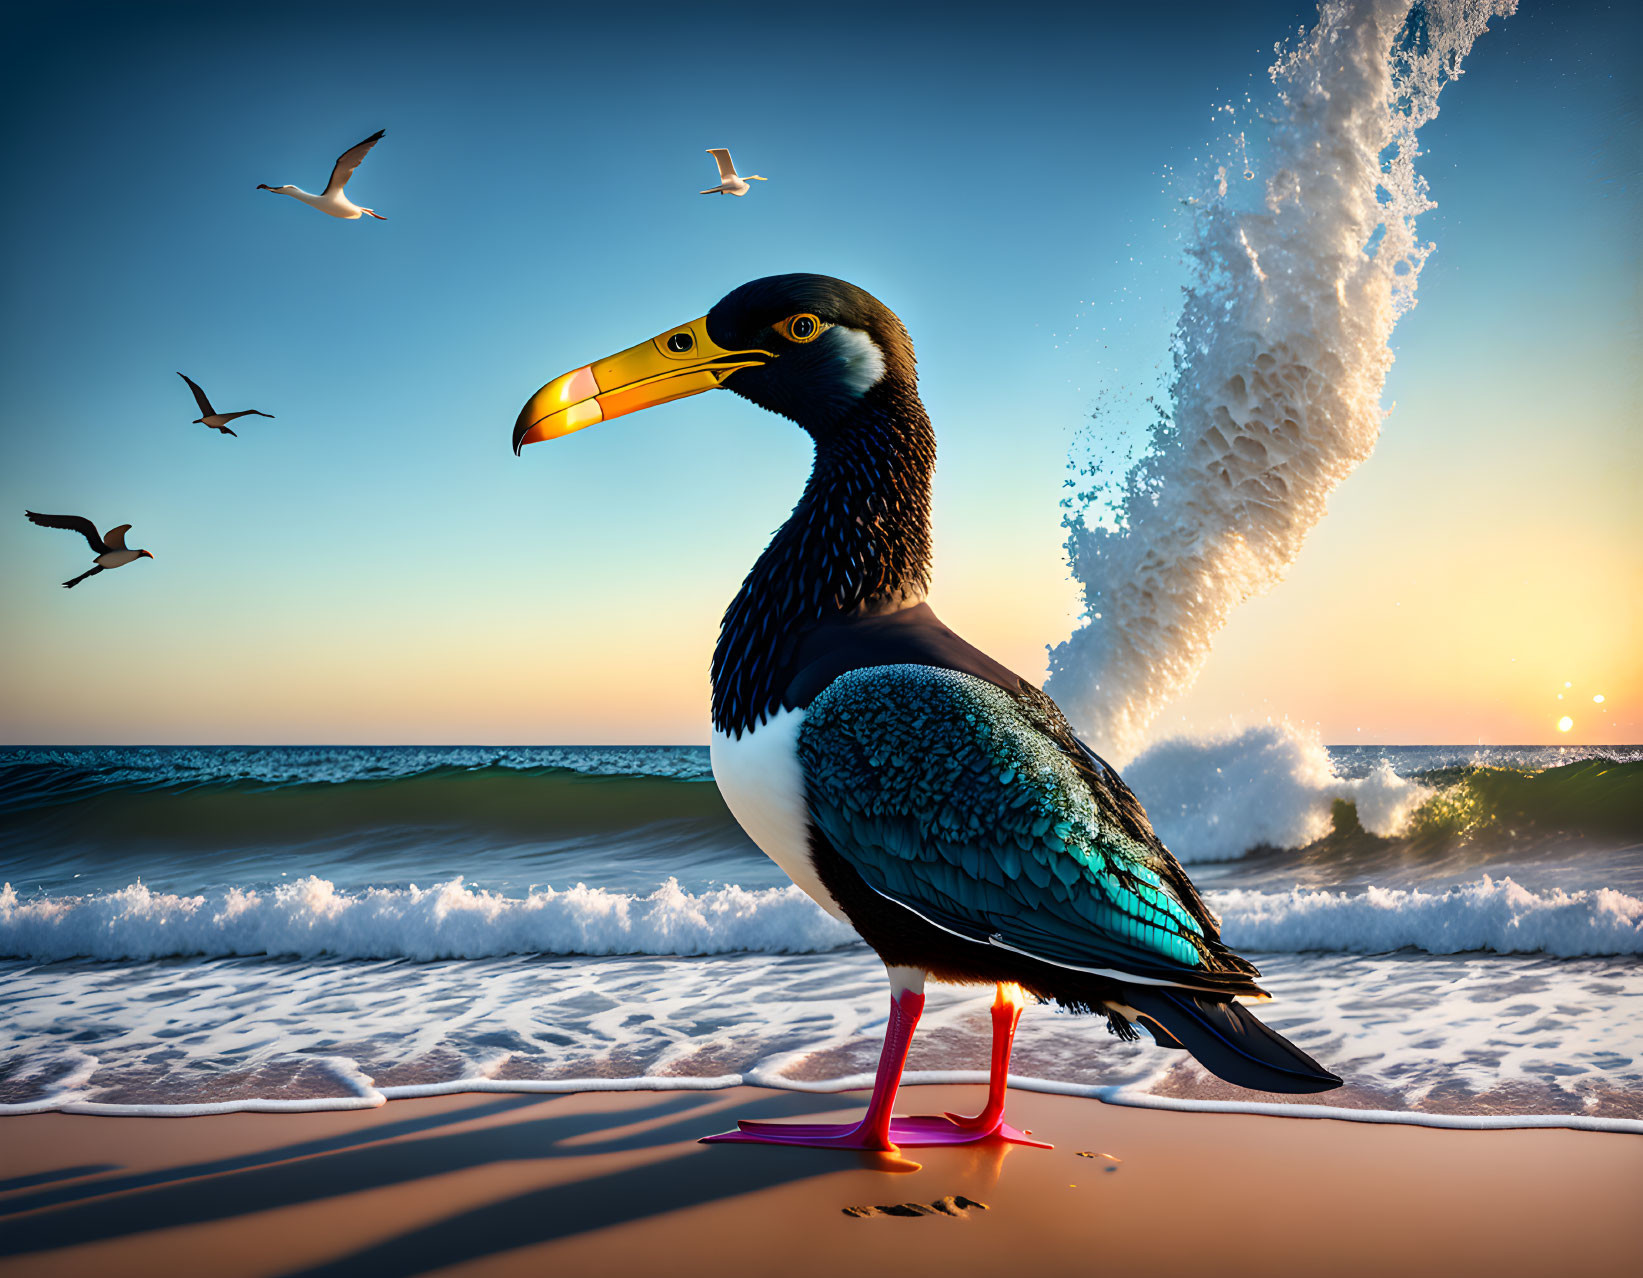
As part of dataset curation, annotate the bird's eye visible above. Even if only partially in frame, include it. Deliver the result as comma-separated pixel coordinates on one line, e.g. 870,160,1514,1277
666,332,695,353
781,314,824,343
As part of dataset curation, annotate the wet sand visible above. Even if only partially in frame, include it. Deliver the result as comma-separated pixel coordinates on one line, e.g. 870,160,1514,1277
2,1086,1639,1277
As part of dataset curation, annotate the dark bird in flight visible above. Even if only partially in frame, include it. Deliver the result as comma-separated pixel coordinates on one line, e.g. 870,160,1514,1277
25,511,154,588
257,129,387,220
513,274,1341,1152
178,373,274,437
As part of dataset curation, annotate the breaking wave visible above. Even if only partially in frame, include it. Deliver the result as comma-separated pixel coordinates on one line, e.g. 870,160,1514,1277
5,873,1638,962
5,739,1636,871
0,756,737,856
1124,722,1428,861
1121,723,1642,863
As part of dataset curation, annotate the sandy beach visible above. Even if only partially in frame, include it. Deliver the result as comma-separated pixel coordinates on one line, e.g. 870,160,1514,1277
2,1086,1638,1277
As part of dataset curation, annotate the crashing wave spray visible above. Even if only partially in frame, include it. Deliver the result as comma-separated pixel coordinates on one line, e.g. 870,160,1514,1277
1046,0,1516,762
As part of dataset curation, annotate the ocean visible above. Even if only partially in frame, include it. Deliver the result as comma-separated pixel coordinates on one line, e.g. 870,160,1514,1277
3,740,1639,1130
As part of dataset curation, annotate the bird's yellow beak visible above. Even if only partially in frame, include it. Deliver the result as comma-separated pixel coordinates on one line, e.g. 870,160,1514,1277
513,316,771,454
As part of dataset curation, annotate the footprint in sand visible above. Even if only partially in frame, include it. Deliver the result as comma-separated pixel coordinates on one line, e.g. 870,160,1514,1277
842,1195,988,1218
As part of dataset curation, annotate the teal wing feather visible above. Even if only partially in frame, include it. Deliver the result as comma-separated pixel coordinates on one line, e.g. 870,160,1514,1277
798,664,1261,991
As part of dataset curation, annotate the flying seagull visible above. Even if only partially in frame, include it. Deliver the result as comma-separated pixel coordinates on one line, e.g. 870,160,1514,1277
699,148,766,197
257,130,387,220
177,373,273,437
513,274,1341,1151
25,511,154,589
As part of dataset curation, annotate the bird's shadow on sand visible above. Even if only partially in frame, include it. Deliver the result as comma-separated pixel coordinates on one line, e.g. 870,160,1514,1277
0,1090,927,1273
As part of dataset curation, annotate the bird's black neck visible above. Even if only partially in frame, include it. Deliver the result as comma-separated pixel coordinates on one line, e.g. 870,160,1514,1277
711,388,935,736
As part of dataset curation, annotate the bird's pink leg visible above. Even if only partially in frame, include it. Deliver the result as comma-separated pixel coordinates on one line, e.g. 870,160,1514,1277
889,982,1050,1148
930,983,1048,1145
853,981,924,1146
945,983,1022,1131
702,968,926,1149
701,974,1051,1150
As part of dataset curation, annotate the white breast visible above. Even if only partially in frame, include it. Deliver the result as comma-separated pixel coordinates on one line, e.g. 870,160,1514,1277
293,189,360,219
710,708,852,924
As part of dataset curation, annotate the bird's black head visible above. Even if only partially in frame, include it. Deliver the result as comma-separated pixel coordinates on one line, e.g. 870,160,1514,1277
512,274,918,453
704,274,914,436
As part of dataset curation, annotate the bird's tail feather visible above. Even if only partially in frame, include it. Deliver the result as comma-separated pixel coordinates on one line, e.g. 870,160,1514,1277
62,566,103,589
1120,987,1342,1094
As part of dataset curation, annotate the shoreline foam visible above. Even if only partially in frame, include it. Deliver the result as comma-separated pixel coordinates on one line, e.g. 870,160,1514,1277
8,1067,1642,1135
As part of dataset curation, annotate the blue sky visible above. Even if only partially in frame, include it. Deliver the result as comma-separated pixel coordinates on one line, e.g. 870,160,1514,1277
1,0,1637,743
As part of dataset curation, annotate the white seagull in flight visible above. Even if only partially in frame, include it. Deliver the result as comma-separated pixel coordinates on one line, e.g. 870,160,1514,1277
258,130,387,220
177,373,274,437
700,149,766,197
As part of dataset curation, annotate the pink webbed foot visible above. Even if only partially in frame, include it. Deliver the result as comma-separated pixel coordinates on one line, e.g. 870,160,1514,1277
700,1117,899,1148
701,1113,1046,1148
926,1112,1051,1147
892,1112,1050,1147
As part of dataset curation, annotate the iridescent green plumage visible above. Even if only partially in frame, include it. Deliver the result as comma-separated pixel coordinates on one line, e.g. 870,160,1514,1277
799,665,1230,985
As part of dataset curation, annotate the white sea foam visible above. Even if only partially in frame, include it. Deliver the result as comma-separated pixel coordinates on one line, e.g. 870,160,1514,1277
5,873,1638,962
1217,876,1643,957
0,877,857,963
1046,0,1518,762
1123,720,1428,860
4,948,1638,1131
1080,1092,1643,1134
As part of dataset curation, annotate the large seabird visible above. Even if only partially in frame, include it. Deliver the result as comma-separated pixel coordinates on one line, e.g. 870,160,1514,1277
25,511,154,588
512,274,1341,1150
257,130,387,220
699,148,766,197
177,372,274,436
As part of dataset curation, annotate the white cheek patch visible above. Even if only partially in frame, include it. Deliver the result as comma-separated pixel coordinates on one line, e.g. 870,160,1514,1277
828,327,887,396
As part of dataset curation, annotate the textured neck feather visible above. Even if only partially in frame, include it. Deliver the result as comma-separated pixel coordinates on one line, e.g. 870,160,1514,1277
711,385,935,736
